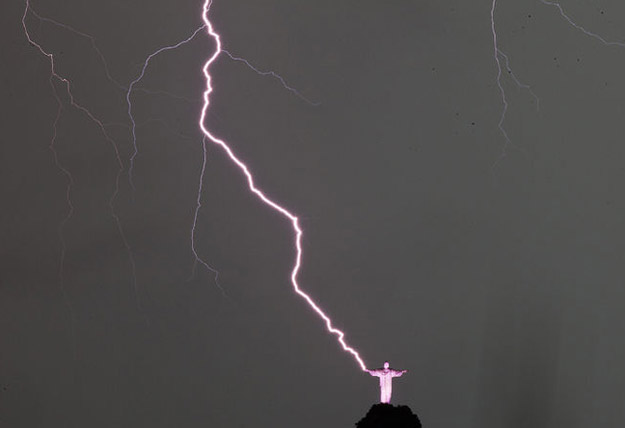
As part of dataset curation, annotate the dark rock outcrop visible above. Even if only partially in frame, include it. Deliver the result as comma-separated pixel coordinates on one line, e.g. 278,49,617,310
356,403,422,428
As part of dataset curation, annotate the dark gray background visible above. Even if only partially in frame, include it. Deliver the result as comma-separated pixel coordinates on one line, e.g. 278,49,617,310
2,0,625,427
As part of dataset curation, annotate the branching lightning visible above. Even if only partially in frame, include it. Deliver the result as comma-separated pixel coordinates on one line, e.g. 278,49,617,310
497,49,540,112
199,0,368,371
489,0,542,172
122,26,229,296
221,49,320,106
125,25,320,192
126,25,207,190
488,0,624,172
490,0,517,170
21,0,625,390
189,136,224,295
122,19,323,297
23,0,367,371
23,1,144,320
540,0,625,48
29,9,204,105
27,8,125,92
47,68,78,361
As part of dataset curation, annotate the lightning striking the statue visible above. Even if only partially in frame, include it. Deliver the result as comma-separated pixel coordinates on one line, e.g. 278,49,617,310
198,0,368,371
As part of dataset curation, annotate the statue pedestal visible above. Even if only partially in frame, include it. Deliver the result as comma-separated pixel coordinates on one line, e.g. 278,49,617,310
356,403,422,428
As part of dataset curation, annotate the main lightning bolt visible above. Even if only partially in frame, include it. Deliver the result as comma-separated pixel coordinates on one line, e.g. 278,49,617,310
23,0,367,371
198,1,368,371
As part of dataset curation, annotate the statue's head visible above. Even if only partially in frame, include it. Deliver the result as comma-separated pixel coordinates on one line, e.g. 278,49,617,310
384,361,390,369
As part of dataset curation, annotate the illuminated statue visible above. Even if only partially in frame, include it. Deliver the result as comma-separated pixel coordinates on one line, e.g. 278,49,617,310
366,361,408,403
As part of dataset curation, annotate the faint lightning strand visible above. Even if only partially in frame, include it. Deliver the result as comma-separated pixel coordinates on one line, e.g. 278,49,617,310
123,24,225,297
497,49,540,111
540,1,625,48
222,49,320,106
48,79,74,281
126,25,207,190
48,76,78,364
29,8,206,105
189,137,225,296
490,0,514,171
22,0,144,320
27,7,126,92
200,0,367,371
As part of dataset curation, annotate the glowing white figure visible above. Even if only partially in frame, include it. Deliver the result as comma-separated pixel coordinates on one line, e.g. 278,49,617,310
366,361,408,403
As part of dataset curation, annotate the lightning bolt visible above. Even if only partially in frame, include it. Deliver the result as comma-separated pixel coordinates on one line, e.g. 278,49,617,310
123,19,324,297
125,27,319,192
199,0,368,371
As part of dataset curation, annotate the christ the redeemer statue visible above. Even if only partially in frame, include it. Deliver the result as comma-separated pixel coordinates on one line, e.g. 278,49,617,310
366,361,408,404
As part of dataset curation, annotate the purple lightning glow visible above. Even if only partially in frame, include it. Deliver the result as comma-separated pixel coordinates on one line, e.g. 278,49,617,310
199,0,368,371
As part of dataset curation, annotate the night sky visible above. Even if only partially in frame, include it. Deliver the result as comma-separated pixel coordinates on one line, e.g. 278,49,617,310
3,0,625,427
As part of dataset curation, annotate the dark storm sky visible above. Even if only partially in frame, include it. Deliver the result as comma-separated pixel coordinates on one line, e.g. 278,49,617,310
3,0,625,427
